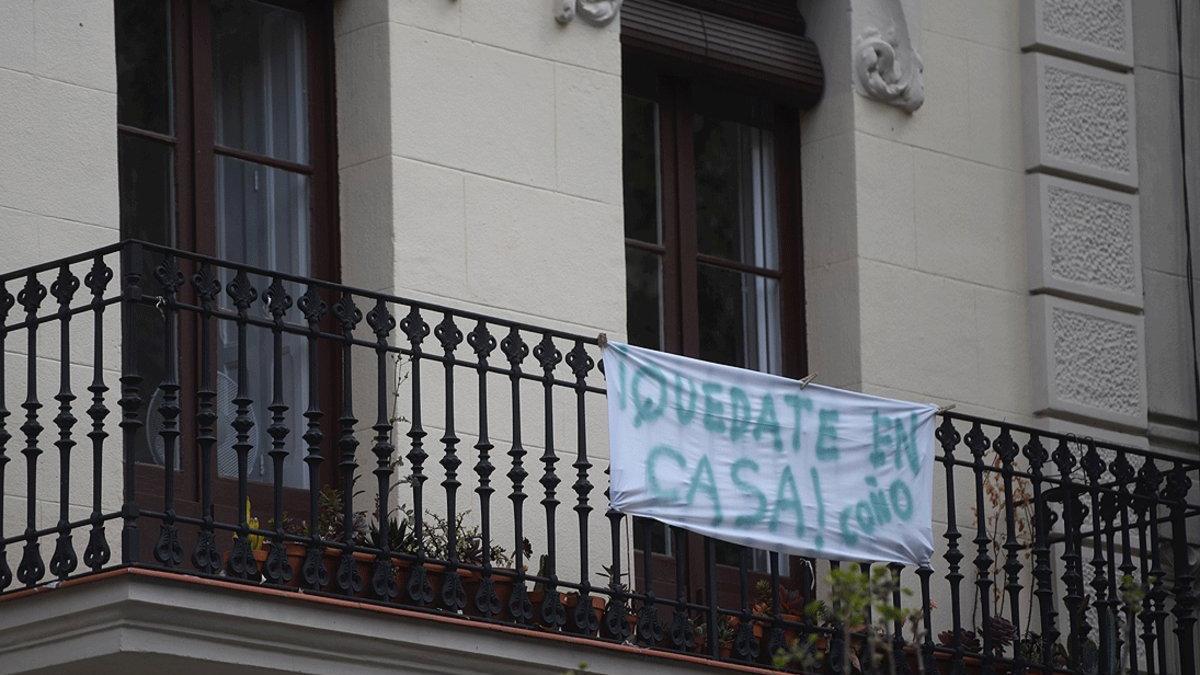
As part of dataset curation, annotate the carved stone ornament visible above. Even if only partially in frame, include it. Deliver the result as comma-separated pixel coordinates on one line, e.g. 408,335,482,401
852,1,924,112
555,0,622,27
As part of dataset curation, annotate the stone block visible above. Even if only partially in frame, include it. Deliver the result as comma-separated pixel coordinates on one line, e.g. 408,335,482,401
336,21,391,169
1023,53,1137,189
554,64,622,205
1029,295,1147,430
1143,269,1198,423
34,0,116,92
1021,0,1133,69
1026,174,1142,310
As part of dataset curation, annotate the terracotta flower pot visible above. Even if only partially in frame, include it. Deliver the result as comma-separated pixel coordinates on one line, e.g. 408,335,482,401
561,592,608,636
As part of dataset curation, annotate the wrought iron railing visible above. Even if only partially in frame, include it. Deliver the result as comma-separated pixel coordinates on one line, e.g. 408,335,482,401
0,240,1197,675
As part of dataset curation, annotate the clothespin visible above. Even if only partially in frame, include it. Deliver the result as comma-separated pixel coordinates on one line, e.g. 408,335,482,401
936,404,956,414
597,332,609,350
797,372,817,389
152,295,166,318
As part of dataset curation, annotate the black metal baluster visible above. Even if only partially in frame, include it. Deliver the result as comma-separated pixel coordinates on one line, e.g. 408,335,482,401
400,307,432,606
225,269,259,581
1110,452,1138,674
500,327,532,623
965,422,994,671
298,286,328,590
467,320,499,617
332,292,363,595
17,273,47,587
567,340,596,635
534,334,566,629
152,257,183,569
49,265,80,579
435,313,466,611
119,243,144,564
935,417,966,675
1135,460,1161,675
1022,433,1056,671
828,559,846,675
0,281,12,590
668,525,692,650
918,565,937,673
602,456,629,639
763,552,783,660
704,537,718,659
732,547,756,661
1052,437,1085,669
637,519,663,645
262,277,293,585
190,264,221,574
1166,463,1197,675
890,563,911,675
994,427,1024,672
1081,441,1110,674
367,299,397,600
1144,458,1169,672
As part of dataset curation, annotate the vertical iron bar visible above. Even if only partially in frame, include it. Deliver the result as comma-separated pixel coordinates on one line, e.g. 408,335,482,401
468,320,498,617
965,422,994,672
995,427,1024,671
533,333,565,629
49,265,80,579
669,525,691,650
733,546,756,661
1082,440,1111,674
332,292,362,595
1053,437,1085,668
765,552,784,661
935,417,965,675
17,272,47,587
298,286,328,590
500,327,532,623
225,269,259,581
435,313,465,611
401,307,432,606
0,280,11,589
263,277,293,585
152,256,182,569
890,563,911,675
1167,462,1197,675
705,536,718,659
637,518,663,645
1111,452,1139,674
367,299,397,600
190,263,220,574
119,242,143,564
1022,433,1056,670
599,342,629,642
918,565,937,674
1136,460,1162,675
567,340,596,635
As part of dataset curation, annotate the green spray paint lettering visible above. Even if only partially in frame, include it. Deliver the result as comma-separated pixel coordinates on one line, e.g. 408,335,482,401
864,475,892,526
839,506,858,546
646,444,685,501
753,394,783,452
729,387,753,442
782,394,813,451
731,458,766,528
631,364,668,427
675,373,698,425
702,382,726,434
816,408,840,461
768,465,805,537
870,410,890,468
894,412,920,476
810,467,826,551
854,499,876,535
890,479,914,520
686,455,723,526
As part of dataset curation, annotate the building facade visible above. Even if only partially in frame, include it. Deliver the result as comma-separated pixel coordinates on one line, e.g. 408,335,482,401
0,0,1197,673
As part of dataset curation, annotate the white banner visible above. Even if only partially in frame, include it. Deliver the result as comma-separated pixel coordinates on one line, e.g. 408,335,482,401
603,342,936,566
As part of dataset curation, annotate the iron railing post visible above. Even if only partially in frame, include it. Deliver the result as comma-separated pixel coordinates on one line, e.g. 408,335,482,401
119,240,143,565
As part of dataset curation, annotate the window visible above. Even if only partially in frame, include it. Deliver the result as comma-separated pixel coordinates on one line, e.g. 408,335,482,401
622,74,806,600
115,0,336,515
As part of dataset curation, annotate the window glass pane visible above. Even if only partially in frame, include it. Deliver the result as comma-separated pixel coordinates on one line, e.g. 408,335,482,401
693,115,779,270
116,0,172,133
212,0,309,164
118,133,174,244
625,247,663,350
622,95,661,244
633,516,671,555
697,265,782,374
214,156,311,489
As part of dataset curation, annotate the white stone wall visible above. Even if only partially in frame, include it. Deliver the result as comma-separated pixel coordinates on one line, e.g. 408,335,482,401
334,0,628,585
0,2,122,564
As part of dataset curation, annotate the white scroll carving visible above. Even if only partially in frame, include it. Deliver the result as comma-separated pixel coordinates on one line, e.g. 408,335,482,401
852,1,924,112
555,0,622,27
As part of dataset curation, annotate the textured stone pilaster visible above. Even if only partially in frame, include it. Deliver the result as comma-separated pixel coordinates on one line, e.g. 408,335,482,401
1020,0,1133,70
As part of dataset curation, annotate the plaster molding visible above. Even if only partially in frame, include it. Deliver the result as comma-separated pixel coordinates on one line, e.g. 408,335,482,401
851,0,924,112
555,0,622,27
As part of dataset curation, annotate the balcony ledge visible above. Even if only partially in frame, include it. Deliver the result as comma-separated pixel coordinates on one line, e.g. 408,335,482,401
0,568,771,675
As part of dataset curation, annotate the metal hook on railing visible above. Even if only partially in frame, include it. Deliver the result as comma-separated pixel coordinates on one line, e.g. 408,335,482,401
797,372,817,389
150,295,166,318
597,332,609,350
936,404,956,414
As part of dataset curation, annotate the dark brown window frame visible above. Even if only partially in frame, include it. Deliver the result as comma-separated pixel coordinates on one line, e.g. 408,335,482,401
622,53,810,607
117,0,340,535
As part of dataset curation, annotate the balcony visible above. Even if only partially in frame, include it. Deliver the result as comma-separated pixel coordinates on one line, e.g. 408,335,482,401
0,241,1197,674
